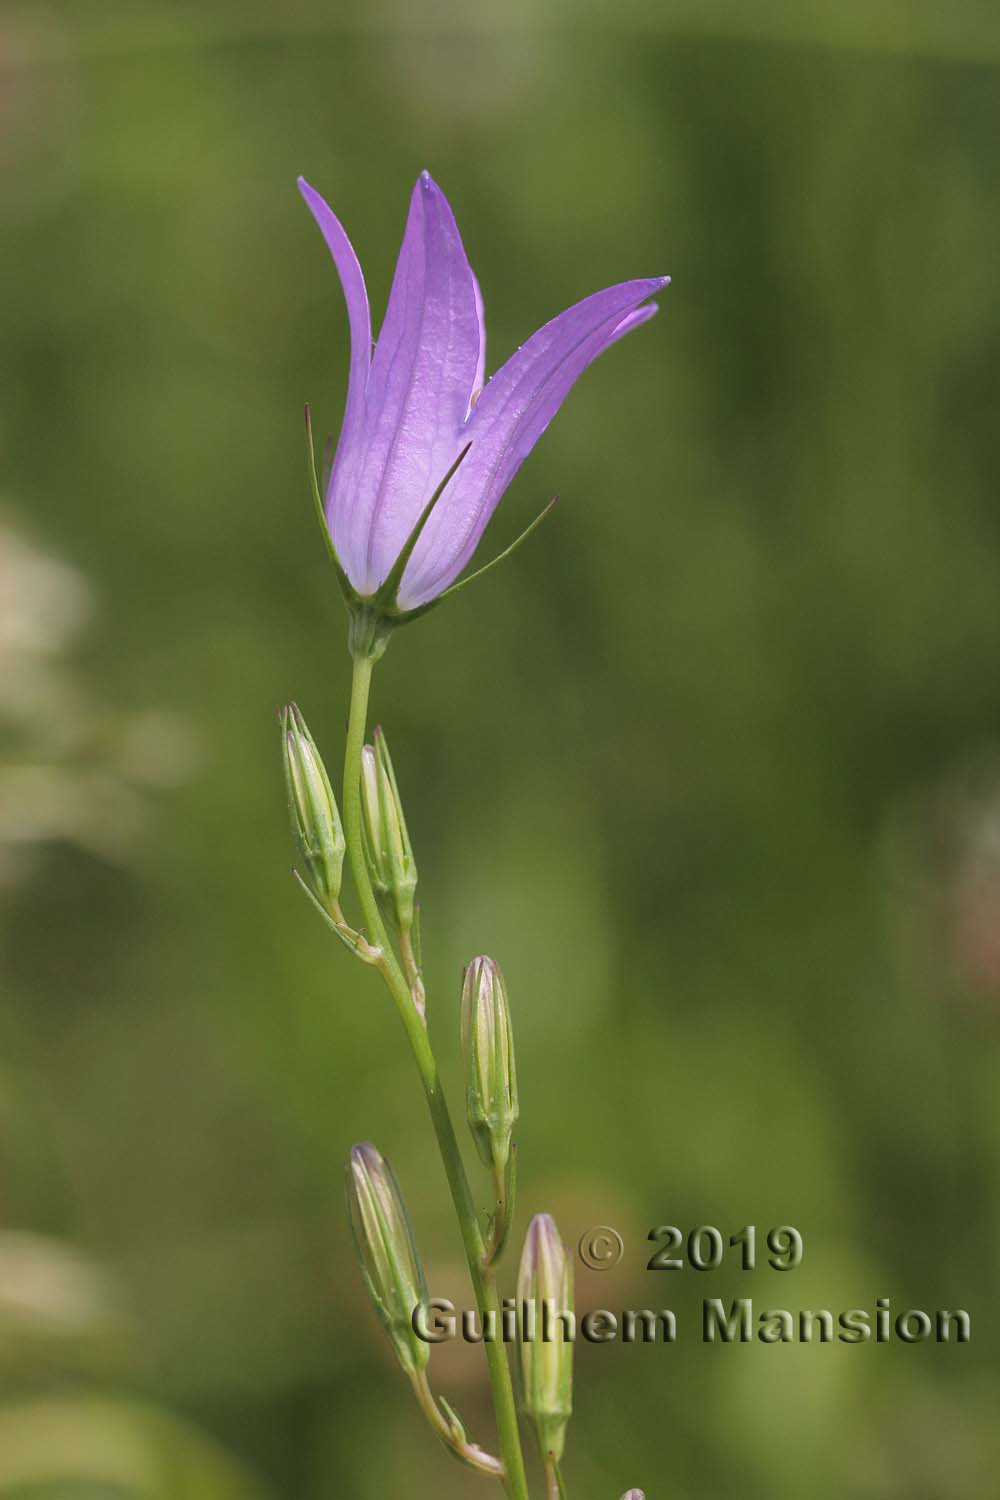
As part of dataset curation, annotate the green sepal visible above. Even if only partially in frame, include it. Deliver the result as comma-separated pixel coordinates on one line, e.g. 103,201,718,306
394,493,560,627
439,494,559,601
436,1396,468,1447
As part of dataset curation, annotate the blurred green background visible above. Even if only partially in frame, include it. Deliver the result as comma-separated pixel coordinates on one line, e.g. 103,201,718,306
2,2,999,1496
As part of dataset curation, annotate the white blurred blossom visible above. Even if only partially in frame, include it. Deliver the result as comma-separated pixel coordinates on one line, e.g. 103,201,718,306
0,510,198,886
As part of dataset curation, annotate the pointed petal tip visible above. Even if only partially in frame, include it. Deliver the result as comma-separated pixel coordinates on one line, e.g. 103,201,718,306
297,175,332,215
415,168,449,201
605,301,661,348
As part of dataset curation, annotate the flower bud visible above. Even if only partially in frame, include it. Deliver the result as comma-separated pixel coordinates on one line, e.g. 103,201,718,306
517,1213,573,1461
346,1142,429,1376
461,956,518,1174
359,726,417,933
621,1491,645,1499
282,703,345,909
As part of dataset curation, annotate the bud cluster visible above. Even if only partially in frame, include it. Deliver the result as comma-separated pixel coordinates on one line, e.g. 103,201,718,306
278,699,586,1483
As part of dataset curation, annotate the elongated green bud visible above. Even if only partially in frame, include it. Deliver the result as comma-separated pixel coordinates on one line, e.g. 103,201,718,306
282,703,345,909
517,1213,573,1462
461,956,518,1174
346,1142,429,1376
359,726,417,933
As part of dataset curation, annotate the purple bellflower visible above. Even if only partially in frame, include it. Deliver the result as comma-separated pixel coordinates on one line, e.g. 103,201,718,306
298,171,667,641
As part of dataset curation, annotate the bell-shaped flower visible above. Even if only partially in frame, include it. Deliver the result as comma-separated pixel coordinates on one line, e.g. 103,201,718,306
298,171,667,625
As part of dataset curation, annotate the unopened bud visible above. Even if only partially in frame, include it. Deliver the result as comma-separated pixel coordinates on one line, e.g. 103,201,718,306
461,957,518,1174
282,703,345,909
360,726,417,933
517,1213,573,1461
621,1491,645,1499
346,1142,429,1376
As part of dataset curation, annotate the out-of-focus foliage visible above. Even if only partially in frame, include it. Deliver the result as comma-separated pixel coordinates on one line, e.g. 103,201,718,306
2,2,998,1497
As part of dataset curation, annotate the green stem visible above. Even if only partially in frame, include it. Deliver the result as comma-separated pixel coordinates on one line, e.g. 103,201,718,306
484,1153,514,1268
399,925,426,1015
543,1455,567,1500
342,650,531,1500
410,1369,504,1479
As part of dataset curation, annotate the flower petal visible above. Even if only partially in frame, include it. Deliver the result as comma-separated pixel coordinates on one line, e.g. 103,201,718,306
397,277,667,609
604,301,660,348
297,175,371,476
298,177,375,586
339,172,484,595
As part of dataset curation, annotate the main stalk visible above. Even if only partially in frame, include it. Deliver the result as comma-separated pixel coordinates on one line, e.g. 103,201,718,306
341,650,531,1500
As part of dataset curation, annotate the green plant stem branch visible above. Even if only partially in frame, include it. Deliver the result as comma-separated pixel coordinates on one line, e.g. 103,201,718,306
342,649,531,1500
484,1155,513,1268
543,1455,566,1500
399,925,426,1014
410,1370,504,1479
